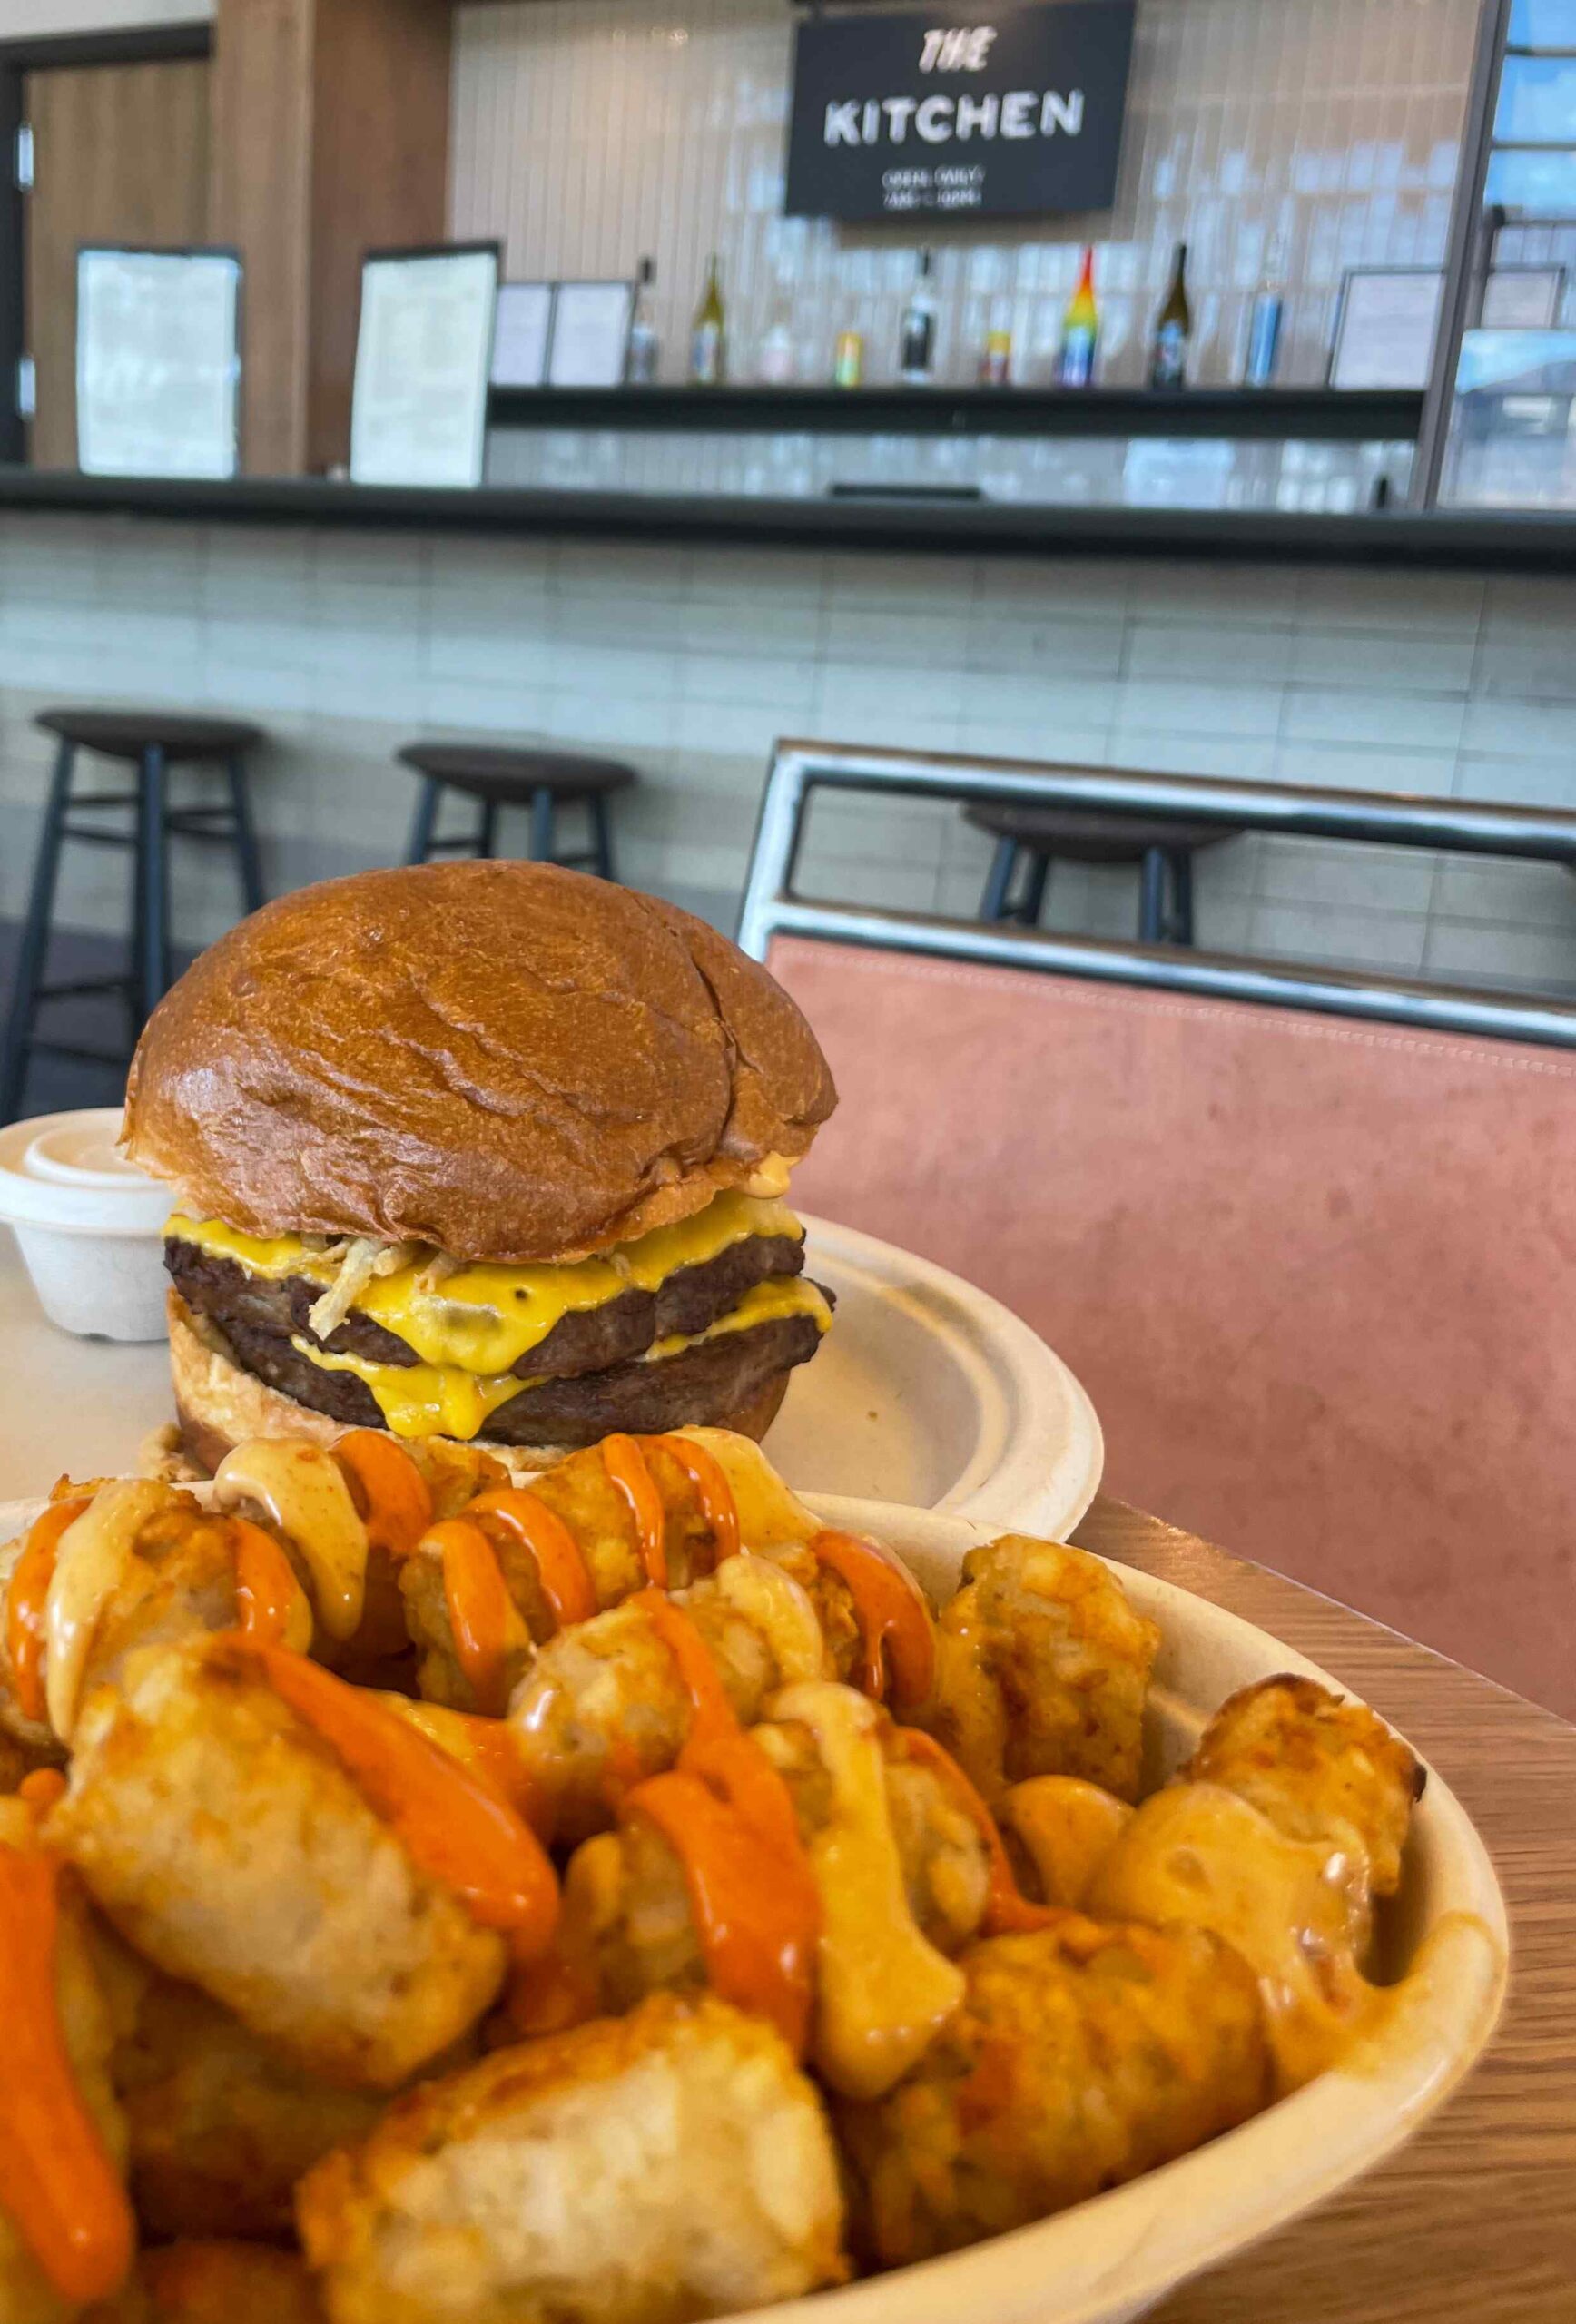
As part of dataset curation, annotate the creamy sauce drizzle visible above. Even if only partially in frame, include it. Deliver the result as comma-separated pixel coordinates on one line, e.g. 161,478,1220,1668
767,1680,965,2097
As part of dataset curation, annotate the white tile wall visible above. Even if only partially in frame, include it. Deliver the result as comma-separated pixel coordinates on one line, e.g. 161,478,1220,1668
0,514,1573,995
450,0,1478,390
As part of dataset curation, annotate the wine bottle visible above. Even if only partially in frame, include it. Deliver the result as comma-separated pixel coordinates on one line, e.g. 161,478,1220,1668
1058,245,1099,389
625,256,658,385
900,249,936,385
691,253,725,387
1149,241,1191,390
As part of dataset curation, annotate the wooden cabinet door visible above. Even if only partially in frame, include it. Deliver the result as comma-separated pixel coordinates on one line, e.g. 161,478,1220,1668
24,57,212,468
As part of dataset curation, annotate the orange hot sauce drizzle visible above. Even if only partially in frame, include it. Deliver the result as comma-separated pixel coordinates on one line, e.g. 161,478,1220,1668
0,1846,134,2304
809,1530,937,1714
621,1590,819,2054
332,1432,433,1561
213,1634,557,1958
601,1433,667,1587
420,1520,518,1718
467,1490,597,1630
897,1728,1061,1935
438,1710,547,1829
640,1434,741,1563
6,1500,90,1727
16,1768,66,1815
229,1517,305,1644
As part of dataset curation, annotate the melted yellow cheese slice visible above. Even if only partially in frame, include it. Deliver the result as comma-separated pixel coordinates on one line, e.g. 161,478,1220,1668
168,1191,803,1377
294,1276,832,1443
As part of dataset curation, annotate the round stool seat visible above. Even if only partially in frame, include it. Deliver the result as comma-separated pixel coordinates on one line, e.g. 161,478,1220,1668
965,801,1242,864
396,743,637,805
37,708,263,763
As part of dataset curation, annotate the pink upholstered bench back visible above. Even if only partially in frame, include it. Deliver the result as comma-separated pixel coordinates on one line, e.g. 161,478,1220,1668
771,934,1576,1719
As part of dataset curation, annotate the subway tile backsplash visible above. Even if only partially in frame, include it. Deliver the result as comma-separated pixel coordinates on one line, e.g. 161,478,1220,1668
0,512,1573,1000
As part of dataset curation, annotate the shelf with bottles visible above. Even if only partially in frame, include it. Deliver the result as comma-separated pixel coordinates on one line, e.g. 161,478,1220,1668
487,382,1424,442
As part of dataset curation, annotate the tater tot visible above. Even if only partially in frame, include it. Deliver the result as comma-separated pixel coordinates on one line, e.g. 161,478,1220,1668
507,1555,825,1844
924,1535,1160,1805
400,1438,744,1710
553,1696,991,2041
1185,1674,1423,1901
296,1994,848,2324
50,1640,507,2089
836,1921,1269,2267
111,1972,383,2241
1088,1678,1426,2092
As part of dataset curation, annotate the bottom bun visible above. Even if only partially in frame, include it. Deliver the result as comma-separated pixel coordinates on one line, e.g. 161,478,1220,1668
166,1292,792,1479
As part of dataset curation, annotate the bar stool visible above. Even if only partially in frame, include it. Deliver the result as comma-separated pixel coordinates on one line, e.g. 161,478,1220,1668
398,743,636,875
965,801,1245,947
0,708,265,1123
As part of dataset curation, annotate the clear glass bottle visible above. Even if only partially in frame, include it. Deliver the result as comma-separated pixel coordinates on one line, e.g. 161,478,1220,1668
1149,241,1192,390
625,255,658,385
1058,246,1099,389
758,290,795,385
900,249,936,385
692,253,726,386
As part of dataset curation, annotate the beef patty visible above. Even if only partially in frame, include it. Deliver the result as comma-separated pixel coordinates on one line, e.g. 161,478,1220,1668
165,1229,806,1383
189,1298,828,1448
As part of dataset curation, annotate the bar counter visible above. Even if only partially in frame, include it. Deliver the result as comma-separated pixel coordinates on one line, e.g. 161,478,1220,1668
1,464,1573,568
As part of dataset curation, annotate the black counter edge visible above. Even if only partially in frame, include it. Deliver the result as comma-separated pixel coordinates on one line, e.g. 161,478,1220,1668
1,468,1573,569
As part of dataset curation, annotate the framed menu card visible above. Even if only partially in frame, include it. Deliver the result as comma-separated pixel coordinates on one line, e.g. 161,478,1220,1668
76,245,241,478
1328,268,1444,390
350,243,501,488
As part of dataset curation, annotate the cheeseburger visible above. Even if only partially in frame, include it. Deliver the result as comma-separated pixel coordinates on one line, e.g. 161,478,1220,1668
123,861,837,1472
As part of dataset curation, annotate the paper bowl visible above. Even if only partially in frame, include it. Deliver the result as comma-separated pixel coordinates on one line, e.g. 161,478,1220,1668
0,1482,1505,2323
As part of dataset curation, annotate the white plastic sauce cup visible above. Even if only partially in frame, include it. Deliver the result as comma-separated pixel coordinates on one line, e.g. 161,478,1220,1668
0,1108,171,1341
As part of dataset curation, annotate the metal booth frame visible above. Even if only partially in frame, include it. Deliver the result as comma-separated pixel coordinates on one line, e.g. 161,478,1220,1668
737,739,1576,1050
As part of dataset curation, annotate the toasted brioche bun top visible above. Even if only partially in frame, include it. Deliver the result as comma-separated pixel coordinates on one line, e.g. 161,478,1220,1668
123,862,836,1262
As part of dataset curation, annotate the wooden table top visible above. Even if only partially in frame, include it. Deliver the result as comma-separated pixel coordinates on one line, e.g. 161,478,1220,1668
1073,1493,1576,2324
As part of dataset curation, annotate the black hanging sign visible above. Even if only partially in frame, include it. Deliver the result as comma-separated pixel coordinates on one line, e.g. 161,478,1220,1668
783,2,1136,222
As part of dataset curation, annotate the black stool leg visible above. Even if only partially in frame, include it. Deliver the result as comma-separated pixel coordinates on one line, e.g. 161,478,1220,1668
590,794,615,881
478,800,498,860
980,836,1017,921
528,786,556,863
1138,846,1167,945
406,776,442,865
0,738,75,1124
1167,849,1195,947
137,744,171,1024
225,753,265,912
1018,849,1050,928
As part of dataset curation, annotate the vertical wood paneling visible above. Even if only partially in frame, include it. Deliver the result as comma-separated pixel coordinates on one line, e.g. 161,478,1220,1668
24,57,212,469
450,0,1480,387
210,0,313,474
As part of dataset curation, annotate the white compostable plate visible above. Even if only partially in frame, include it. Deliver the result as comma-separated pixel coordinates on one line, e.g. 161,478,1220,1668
781,1215,1102,1533
0,1214,1102,1530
